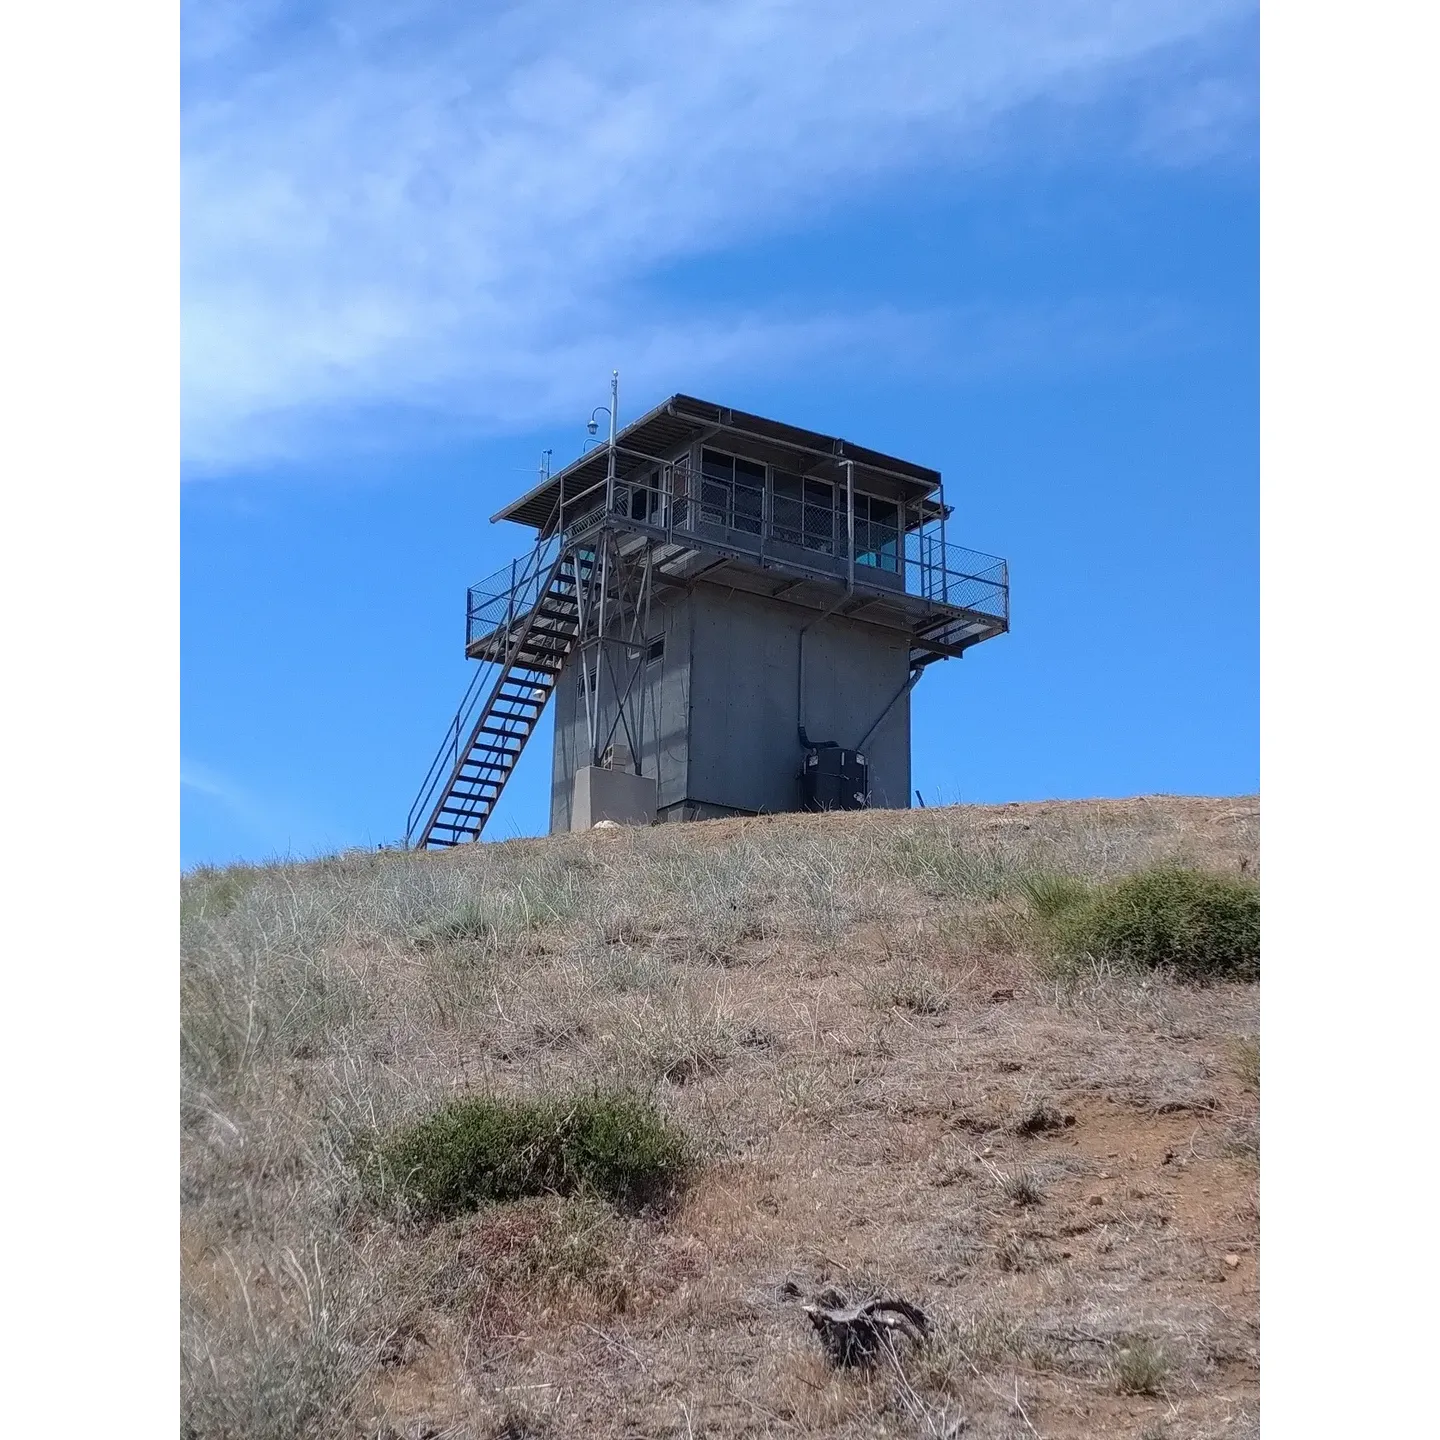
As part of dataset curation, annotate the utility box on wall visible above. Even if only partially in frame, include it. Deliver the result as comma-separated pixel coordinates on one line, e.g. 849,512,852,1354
801,747,870,813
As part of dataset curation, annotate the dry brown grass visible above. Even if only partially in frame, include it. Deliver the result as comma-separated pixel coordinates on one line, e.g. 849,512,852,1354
181,795,1259,1440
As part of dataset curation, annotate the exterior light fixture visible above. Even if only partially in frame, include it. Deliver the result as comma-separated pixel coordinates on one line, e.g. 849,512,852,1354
587,375,618,447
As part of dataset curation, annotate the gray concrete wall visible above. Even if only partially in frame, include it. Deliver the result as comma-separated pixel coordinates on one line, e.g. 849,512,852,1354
548,582,912,830
649,594,693,814
685,585,912,814
549,655,583,834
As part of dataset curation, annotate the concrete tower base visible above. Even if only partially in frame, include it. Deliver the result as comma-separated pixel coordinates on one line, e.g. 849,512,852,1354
571,766,658,831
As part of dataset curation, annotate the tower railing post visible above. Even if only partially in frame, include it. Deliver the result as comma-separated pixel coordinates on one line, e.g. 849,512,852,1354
845,459,855,593
938,478,951,605
507,557,516,642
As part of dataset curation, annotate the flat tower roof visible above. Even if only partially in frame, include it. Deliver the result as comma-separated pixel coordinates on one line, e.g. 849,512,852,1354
492,394,945,532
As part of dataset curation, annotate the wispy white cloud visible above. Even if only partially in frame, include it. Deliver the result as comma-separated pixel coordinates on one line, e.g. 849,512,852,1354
182,0,1255,470
181,756,331,856
180,757,275,832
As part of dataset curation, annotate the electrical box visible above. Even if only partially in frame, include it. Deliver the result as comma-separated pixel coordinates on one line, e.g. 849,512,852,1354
800,747,870,812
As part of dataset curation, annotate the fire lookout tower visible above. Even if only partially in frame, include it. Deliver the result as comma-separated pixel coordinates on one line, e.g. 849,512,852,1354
406,387,1009,847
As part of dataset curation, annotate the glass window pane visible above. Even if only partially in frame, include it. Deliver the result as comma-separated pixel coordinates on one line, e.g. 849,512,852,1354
732,457,764,534
852,493,900,571
772,470,803,545
700,450,730,524
803,486,834,552
700,481,729,526
733,483,762,534
701,449,734,483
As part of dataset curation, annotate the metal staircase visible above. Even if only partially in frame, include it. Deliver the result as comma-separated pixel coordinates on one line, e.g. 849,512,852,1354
406,545,595,848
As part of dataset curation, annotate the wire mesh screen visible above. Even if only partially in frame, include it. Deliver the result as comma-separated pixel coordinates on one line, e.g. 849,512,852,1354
904,532,1009,621
466,535,561,649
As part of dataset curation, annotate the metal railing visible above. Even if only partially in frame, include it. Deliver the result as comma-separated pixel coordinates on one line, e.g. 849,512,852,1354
408,541,575,846
405,660,496,845
541,455,1008,627
904,531,1009,621
454,452,1008,671
465,534,561,651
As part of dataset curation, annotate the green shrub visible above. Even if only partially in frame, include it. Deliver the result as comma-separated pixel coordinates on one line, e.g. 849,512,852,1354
371,1092,689,1218
1017,872,1091,922
1031,867,1259,981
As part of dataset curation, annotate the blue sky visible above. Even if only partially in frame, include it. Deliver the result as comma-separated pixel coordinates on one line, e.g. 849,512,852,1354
181,0,1258,869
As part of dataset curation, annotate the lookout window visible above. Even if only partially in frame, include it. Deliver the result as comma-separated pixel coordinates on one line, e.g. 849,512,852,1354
700,449,766,536
627,470,664,522
854,493,901,573
772,472,836,555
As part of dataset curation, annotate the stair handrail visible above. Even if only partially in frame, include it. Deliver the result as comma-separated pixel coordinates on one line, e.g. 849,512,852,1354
405,660,495,846
406,538,582,848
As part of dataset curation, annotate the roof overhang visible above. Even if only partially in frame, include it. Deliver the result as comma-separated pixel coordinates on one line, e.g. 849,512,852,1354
491,394,946,533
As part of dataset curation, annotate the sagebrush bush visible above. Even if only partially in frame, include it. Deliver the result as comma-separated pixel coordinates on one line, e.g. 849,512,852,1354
371,1092,689,1217
415,898,502,948
1028,867,1259,981
1110,1334,1171,1396
181,864,261,923
1000,1166,1046,1206
867,965,951,1015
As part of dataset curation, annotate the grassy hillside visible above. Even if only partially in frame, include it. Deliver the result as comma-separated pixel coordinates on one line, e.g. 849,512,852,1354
180,796,1259,1440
